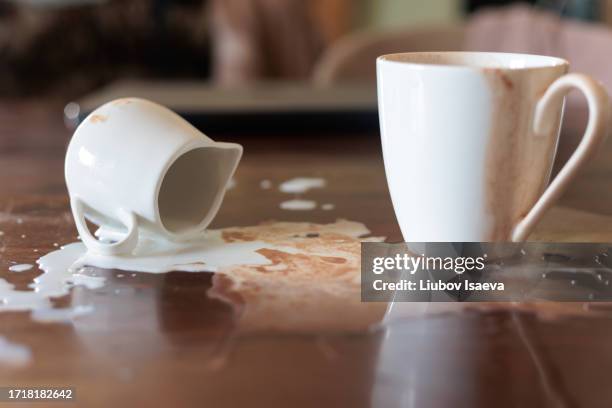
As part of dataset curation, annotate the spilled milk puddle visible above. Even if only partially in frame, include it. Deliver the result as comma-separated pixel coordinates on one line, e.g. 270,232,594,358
0,219,388,368
2,220,612,330
0,219,387,332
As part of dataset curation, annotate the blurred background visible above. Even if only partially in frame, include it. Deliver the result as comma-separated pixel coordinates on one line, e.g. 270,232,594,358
1,0,612,156
0,0,610,91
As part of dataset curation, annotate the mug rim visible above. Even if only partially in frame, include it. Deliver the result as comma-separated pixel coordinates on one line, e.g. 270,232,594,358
377,51,569,71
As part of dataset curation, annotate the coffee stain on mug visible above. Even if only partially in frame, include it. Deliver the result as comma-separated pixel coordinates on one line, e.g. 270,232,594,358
496,70,514,90
89,114,107,124
483,66,567,240
111,98,134,106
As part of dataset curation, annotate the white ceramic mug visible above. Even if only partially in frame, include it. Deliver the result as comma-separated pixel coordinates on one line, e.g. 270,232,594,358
65,98,242,255
377,51,610,242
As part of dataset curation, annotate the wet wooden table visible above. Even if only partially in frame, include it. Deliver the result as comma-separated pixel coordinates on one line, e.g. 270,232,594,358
1,100,612,408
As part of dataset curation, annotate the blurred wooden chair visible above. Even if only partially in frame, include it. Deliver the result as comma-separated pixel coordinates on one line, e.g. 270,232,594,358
312,24,465,85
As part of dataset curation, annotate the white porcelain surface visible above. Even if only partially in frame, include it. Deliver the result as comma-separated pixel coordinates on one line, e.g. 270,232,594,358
377,52,609,242
65,98,242,255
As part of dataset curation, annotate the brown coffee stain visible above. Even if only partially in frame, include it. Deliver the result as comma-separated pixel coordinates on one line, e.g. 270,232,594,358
111,98,134,106
321,256,347,264
221,230,257,243
496,70,514,90
483,65,568,240
211,274,245,308
89,114,107,124
208,220,387,333
208,220,612,334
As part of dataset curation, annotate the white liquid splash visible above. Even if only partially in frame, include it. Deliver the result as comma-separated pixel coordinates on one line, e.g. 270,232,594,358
8,264,33,273
279,177,326,194
0,243,104,313
0,227,299,316
280,199,317,211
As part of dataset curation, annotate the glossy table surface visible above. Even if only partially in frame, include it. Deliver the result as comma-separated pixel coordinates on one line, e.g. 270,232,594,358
1,99,612,408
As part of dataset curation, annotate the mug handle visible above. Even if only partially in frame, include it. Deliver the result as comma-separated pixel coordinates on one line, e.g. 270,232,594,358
511,73,610,242
71,196,139,255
